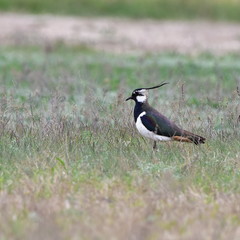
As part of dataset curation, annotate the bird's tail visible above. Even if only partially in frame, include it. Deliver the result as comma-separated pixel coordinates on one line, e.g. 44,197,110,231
173,130,206,145
182,130,206,145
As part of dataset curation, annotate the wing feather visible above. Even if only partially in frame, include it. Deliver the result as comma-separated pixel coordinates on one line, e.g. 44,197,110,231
140,112,183,137
138,103,206,144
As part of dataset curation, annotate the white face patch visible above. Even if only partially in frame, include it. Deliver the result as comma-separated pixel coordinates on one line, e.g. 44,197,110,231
136,112,172,141
136,95,147,103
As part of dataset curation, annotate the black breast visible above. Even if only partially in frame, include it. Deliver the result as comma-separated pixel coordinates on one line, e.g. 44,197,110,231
134,102,144,122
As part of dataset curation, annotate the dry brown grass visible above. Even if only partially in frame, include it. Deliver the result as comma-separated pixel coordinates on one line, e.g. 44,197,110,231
1,173,240,240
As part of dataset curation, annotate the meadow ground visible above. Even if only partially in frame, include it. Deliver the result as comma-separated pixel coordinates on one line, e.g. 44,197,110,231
1,3,240,237
0,43,240,239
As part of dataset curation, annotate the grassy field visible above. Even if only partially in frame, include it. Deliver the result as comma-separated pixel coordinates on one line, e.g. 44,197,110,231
1,0,240,21
0,45,240,239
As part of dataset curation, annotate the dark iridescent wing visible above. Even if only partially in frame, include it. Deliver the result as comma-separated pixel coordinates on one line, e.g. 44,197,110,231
138,103,206,144
140,111,183,137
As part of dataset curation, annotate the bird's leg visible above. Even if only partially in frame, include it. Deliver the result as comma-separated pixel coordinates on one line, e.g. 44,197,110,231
153,141,157,150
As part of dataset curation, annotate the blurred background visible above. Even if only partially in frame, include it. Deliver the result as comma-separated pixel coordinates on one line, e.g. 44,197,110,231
1,0,240,20
1,0,240,54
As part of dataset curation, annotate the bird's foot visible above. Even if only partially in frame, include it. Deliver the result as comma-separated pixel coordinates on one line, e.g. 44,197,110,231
153,141,157,150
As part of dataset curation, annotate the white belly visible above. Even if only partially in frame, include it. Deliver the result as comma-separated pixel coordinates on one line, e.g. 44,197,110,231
135,112,171,141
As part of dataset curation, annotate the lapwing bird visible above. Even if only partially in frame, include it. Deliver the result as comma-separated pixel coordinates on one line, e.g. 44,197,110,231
126,83,206,149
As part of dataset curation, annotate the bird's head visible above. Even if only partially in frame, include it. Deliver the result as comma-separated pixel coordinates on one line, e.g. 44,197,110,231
126,82,168,103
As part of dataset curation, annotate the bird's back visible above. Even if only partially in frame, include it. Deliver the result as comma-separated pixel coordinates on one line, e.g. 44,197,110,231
141,102,183,136
137,102,205,144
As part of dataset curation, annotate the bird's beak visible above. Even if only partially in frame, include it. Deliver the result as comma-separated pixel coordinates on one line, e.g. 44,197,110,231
125,96,133,101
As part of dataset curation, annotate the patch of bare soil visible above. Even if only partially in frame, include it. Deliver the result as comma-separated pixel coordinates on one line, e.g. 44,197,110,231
1,13,240,54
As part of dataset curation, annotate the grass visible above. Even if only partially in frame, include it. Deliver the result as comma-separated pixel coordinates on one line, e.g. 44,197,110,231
1,45,240,239
1,0,240,21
